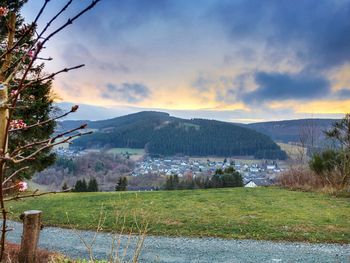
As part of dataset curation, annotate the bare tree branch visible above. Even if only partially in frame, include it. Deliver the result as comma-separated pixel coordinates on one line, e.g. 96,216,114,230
2,166,29,186
41,0,101,46
4,188,71,202
11,131,93,164
10,123,87,157
9,105,81,132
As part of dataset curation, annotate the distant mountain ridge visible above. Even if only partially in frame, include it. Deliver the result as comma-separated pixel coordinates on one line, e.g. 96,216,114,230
246,118,337,143
59,111,287,160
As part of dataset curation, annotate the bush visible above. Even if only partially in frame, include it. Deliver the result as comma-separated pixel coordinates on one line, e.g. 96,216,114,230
309,149,350,188
278,167,324,190
164,167,243,190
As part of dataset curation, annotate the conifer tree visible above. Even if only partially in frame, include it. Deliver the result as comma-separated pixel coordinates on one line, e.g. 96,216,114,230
0,0,56,179
115,177,127,191
87,177,98,192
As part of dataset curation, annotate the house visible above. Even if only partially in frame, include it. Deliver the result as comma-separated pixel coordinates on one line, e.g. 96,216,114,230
266,165,276,170
249,167,259,173
244,181,258,188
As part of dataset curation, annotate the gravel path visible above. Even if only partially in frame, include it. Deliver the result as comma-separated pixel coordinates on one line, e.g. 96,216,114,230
6,221,350,262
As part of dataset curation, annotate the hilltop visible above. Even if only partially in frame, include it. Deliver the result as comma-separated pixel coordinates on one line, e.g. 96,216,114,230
58,111,287,160
246,118,337,143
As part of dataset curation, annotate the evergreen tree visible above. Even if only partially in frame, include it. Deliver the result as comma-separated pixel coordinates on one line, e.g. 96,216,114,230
81,179,88,192
87,177,99,192
74,179,88,192
115,177,127,191
165,175,174,190
173,174,179,189
0,0,57,179
62,182,69,191
73,180,83,192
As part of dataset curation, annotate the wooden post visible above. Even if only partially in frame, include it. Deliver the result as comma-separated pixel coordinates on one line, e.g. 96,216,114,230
19,210,42,263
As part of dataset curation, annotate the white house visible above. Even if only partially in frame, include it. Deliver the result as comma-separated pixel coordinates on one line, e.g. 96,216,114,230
244,181,258,188
266,165,276,170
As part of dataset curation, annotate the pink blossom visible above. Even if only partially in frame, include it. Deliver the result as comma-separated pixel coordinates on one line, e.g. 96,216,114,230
10,89,18,97
27,50,34,58
0,7,8,17
9,119,27,129
17,181,28,192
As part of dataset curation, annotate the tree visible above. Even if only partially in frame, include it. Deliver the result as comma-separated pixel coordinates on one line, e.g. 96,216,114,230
0,0,58,179
87,177,98,192
313,114,350,187
165,175,174,190
115,177,127,191
0,1,100,259
74,179,88,192
210,167,243,188
62,181,69,191
325,114,350,149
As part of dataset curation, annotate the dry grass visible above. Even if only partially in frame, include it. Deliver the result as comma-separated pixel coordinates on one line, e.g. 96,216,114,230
3,242,64,263
277,167,350,196
278,167,324,189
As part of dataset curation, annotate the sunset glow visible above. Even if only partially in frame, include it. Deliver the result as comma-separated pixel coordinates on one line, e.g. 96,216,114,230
22,0,350,122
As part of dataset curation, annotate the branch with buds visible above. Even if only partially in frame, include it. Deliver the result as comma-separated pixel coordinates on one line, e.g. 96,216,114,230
0,1,101,260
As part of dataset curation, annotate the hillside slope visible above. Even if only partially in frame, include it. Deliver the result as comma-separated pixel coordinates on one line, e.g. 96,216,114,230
61,111,287,159
247,119,337,143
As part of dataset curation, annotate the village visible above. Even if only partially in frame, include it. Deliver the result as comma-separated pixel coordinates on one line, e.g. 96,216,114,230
131,157,285,187
53,146,285,187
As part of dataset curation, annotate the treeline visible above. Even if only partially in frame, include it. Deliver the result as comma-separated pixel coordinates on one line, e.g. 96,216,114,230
164,167,243,190
147,120,287,159
34,152,135,191
73,178,98,192
71,112,287,160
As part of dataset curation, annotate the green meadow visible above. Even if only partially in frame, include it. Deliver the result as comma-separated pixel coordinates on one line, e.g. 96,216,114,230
8,187,350,243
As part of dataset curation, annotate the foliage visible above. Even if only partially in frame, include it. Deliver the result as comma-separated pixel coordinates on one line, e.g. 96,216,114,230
74,178,98,192
0,0,57,179
61,182,69,191
324,114,350,149
308,114,350,188
278,167,325,191
87,177,98,192
164,167,243,190
115,176,127,191
309,150,340,176
34,152,135,191
74,179,87,192
70,112,287,160
0,0,99,260
8,188,350,243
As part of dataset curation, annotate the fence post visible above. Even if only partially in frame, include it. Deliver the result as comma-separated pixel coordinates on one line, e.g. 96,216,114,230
19,210,42,263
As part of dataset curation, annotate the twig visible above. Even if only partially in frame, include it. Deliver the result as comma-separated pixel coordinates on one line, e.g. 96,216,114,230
2,166,29,186
11,131,92,163
9,105,82,132
26,64,85,86
10,122,87,157
4,188,71,202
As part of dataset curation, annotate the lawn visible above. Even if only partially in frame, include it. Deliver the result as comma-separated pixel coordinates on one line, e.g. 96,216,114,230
107,148,145,160
8,187,350,243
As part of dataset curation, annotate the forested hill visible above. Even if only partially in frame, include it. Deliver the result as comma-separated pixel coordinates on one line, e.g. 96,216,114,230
61,111,287,160
246,118,337,143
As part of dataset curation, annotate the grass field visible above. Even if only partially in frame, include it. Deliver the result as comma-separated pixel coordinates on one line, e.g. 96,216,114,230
107,148,145,160
277,142,307,160
8,188,350,243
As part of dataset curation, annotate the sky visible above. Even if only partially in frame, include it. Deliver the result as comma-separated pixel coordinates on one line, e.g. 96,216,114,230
22,0,350,122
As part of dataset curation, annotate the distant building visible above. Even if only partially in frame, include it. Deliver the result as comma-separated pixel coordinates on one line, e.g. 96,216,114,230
244,181,258,188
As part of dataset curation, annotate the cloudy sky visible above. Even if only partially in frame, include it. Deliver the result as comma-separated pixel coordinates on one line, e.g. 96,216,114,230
23,0,350,122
